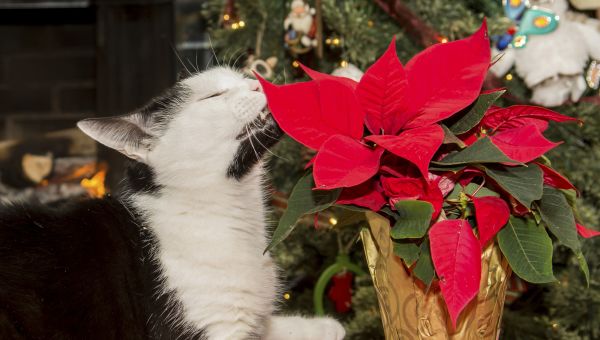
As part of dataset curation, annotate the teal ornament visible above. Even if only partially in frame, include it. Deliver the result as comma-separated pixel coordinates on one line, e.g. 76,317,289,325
513,8,560,49
503,0,528,21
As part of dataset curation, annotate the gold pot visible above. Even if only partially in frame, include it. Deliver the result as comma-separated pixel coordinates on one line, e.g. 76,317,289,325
361,212,511,340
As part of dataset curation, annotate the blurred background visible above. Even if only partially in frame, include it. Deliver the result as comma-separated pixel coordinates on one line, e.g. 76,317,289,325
1,0,599,339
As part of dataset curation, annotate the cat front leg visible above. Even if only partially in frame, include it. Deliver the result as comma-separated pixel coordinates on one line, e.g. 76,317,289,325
264,315,345,340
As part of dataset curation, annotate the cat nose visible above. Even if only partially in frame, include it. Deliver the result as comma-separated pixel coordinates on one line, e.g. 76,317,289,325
247,80,261,92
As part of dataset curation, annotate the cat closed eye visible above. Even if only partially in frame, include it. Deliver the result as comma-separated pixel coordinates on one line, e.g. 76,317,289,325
200,91,226,101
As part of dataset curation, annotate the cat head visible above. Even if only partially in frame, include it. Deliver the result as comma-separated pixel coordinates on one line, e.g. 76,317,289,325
77,67,282,190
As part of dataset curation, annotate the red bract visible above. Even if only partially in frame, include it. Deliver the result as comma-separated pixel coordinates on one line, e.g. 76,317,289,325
429,219,482,328
490,124,560,163
472,196,510,246
460,105,577,163
381,175,444,218
258,22,491,191
481,105,579,133
576,223,600,238
336,179,387,211
534,162,577,191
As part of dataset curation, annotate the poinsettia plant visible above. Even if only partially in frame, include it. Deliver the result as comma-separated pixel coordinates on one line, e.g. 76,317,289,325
258,21,600,327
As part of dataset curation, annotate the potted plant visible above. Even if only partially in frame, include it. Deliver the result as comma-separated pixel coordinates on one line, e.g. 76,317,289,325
257,21,599,339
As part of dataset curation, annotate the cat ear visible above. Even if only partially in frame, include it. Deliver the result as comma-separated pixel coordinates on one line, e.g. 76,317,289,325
77,113,154,163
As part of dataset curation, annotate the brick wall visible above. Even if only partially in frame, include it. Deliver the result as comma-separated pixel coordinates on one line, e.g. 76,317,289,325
0,8,96,140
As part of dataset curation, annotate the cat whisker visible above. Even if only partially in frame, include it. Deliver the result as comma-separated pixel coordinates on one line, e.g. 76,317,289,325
245,125,261,161
171,45,193,76
207,35,221,67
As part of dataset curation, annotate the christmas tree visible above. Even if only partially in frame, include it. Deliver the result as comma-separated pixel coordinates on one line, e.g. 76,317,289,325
202,1,600,338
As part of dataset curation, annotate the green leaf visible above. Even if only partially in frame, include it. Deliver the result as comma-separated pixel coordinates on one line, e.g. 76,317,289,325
393,241,421,266
575,251,590,287
429,164,467,172
337,205,369,213
446,90,506,135
441,124,466,148
498,217,555,283
266,172,340,252
390,200,434,239
485,165,543,208
436,137,520,166
463,183,500,197
414,240,435,286
538,187,580,251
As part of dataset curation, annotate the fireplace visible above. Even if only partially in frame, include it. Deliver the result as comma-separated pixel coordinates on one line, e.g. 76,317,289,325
0,0,182,201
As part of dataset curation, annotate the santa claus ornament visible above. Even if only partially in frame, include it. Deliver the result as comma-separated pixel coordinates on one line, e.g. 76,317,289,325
284,0,319,55
491,0,600,106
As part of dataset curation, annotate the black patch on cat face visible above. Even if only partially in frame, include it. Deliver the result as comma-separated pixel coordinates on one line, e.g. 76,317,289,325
227,116,283,180
124,162,162,195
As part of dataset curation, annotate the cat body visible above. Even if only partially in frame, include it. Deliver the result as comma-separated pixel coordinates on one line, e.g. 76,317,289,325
0,68,345,340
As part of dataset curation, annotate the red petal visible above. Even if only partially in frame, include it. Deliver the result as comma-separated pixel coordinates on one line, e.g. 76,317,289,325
256,75,363,150
472,196,510,246
337,180,387,211
318,79,365,141
381,175,444,218
403,21,491,129
576,223,600,238
356,39,410,135
423,180,445,219
534,162,576,191
366,125,444,178
490,125,560,163
300,63,359,89
430,219,482,328
381,175,424,200
482,105,579,133
313,135,384,189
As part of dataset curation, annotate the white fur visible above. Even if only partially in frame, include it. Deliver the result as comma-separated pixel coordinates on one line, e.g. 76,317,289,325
113,68,344,339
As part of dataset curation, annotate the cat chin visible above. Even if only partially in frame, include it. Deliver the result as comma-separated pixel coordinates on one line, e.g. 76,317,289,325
227,113,282,180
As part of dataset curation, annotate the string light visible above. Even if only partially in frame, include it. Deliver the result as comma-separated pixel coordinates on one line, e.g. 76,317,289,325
329,217,338,225
367,20,374,27
332,38,341,46
292,60,300,68
223,14,230,21
283,292,291,300
231,22,239,29
505,73,514,81
325,38,332,45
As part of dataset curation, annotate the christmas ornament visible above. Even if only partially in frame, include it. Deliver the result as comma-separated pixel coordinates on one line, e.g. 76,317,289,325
491,0,600,106
331,63,363,82
327,272,353,313
313,254,364,316
243,55,278,80
587,60,600,89
261,19,598,337
284,0,319,55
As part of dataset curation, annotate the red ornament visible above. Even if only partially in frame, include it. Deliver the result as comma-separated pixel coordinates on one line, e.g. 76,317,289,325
327,272,354,313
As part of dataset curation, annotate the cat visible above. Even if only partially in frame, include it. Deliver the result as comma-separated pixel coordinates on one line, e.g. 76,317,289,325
0,67,346,340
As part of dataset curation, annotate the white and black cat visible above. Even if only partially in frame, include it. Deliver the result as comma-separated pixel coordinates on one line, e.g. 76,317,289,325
0,67,345,340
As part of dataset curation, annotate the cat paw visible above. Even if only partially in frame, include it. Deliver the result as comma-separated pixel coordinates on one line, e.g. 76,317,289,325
310,317,345,340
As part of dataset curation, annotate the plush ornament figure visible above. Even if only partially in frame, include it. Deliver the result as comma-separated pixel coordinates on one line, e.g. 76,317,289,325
491,0,600,106
284,0,318,55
